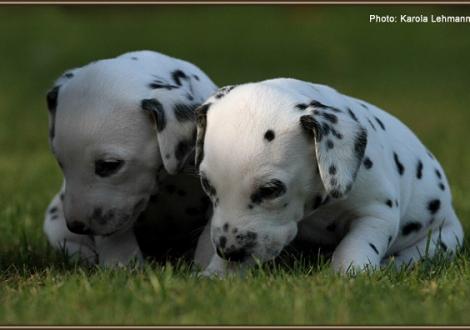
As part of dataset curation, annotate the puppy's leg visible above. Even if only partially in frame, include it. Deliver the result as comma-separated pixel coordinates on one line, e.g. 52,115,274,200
43,187,97,264
94,228,143,267
332,215,397,273
387,212,463,268
194,220,215,270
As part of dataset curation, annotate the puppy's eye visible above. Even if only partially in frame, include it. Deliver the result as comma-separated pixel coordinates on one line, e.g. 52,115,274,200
95,159,125,177
251,179,286,204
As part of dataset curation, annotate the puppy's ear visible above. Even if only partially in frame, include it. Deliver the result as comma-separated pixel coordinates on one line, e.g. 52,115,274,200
193,85,237,170
300,102,367,198
141,74,218,174
46,69,79,144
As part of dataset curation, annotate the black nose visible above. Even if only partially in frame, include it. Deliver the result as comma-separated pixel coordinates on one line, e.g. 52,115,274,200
216,247,248,262
67,221,91,235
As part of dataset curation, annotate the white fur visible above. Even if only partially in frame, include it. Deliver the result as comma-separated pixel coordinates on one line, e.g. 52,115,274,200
194,78,464,275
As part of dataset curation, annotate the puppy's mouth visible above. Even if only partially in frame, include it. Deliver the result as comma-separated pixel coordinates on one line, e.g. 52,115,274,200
97,199,149,237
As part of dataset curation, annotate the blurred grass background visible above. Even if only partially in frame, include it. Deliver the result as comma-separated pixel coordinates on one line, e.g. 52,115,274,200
0,4,469,325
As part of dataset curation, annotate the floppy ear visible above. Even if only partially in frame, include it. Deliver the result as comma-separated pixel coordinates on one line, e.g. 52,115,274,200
141,87,205,175
299,101,368,198
193,85,237,169
46,69,79,145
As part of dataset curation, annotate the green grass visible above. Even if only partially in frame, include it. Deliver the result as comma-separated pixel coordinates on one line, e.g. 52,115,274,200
0,4,470,325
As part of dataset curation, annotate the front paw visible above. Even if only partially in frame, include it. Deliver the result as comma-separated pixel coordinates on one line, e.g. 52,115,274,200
198,265,226,278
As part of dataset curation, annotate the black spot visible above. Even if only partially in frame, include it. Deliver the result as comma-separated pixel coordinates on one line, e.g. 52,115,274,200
312,195,323,210
60,193,64,201
347,108,359,122
49,207,58,214
427,150,435,159
175,140,192,162
360,102,369,110
141,99,166,132
321,112,338,124
171,69,187,86
393,152,405,176
246,231,257,241
310,100,327,108
148,80,179,90
300,115,323,142
64,72,74,78
295,103,308,110
165,154,170,160
193,74,200,81
201,176,217,198
264,130,275,142
326,139,334,149
354,129,368,159
46,85,60,140
367,118,376,131
402,222,422,235
322,122,331,136
330,189,343,199
435,169,442,179
215,85,236,99
223,223,229,232
174,103,197,122
331,128,343,139
250,179,286,204
219,236,227,249
374,116,386,130
386,199,393,208
395,200,399,207
388,236,392,246
329,165,337,175
330,177,338,186
326,223,336,232
416,160,423,179
131,56,138,60
369,243,379,255
51,215,59,220
47,86,60,111
439,183,445,191
428,199,441,215
363,157,373,169
232,228,238,234
248,204,254,209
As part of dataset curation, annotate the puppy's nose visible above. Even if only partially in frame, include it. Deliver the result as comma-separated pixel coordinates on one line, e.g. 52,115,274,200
67,221,91,235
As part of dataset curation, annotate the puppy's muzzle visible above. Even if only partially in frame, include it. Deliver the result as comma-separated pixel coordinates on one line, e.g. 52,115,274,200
214,230,258,263
216,245,248,262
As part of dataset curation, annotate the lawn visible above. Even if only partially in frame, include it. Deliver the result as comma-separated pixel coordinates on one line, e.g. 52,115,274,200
0,4,470,325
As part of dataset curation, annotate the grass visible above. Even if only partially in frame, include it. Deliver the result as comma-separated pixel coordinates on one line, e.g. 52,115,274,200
0,4,470,325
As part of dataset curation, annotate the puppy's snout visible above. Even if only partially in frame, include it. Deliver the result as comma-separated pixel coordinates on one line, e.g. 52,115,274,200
67,221,91,235
214,225,258,262
216,246,248,262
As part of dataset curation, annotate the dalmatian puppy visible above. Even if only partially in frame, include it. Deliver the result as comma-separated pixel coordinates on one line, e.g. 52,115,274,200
193,78,464,275
43,50,217,266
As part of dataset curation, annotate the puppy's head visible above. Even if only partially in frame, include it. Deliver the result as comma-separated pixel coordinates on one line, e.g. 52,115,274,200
47,53,216,235
195,79,367,263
